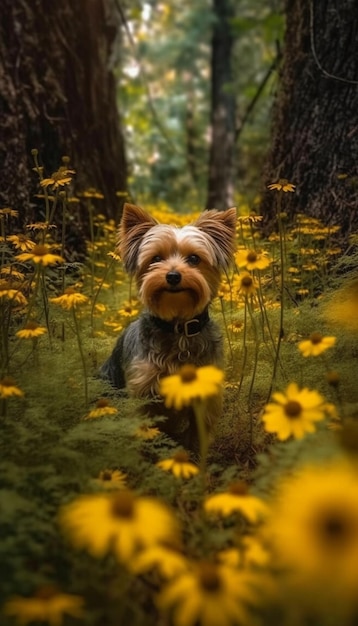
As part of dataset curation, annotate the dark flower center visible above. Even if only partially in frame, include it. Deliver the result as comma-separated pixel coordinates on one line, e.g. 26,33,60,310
173,451,189,463
310,332,323,345
179,365,197,383
247,251,258,263
229,481,249,496
101,471,113,481
241,276,253,288
199,563,221,592
96,398,109,408
111,491,135,519
316,509,353,548
33,244,48,256
284,400,302,418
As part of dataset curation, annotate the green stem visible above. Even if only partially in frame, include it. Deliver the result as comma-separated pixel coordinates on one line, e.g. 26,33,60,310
72,307,89,407
193,400,209,483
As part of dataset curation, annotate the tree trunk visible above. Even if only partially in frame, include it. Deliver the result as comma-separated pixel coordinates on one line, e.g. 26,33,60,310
206,0,236,211
0,0,127,226
261,0,358,239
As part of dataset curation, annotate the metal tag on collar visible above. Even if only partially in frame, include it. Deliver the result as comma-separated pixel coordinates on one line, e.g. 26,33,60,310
175,318,201,337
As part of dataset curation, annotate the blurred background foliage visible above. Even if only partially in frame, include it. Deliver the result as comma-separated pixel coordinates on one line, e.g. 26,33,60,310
118,0,284,209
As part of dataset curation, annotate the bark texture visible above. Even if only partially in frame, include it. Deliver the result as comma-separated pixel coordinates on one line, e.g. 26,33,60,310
0,0,127,224
206,0,236,210
261,0,358,238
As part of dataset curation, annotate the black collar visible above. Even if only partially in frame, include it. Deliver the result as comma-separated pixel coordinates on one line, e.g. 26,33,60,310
149,308,210,337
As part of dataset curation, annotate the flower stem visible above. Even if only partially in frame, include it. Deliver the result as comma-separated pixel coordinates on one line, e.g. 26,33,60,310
72,307,89,407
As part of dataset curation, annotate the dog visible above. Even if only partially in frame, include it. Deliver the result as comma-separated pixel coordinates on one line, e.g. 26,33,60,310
101,203,236,446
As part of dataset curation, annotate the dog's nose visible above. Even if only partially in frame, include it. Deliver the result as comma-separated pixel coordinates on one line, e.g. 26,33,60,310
166,270,182,286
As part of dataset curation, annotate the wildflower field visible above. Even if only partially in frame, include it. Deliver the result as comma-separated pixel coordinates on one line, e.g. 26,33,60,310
1,158,358,626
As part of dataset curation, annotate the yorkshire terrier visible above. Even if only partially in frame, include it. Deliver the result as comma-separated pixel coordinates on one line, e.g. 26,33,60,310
101,203,236,446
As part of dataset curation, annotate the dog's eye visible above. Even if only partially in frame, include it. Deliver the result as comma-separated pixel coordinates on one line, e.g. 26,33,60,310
186,254,200,266
151,255,162,264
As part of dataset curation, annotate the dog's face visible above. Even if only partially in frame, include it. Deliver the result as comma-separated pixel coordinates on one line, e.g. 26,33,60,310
118,203,236,321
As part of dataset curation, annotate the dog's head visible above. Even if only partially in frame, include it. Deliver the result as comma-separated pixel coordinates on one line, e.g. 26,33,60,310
118,203,236,321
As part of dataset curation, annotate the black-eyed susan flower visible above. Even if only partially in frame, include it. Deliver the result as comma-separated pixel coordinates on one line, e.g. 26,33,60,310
16,244,64,266
16,321,47,339
3,587,84,626
204,481,269,523
159,364,224,411
92,469,127,490
130,542,189,580
0,207,19,218
7,234,36,252
50,287,89,310
0,281,27,306
117,304,139,318
235,249,271,271
267,179,296,192
0,376,24,399
83,398,118,419
40,167,75,189
59,490,180,564
322,278,358,332
157,451,199,479
262,382,327,440
218,536,270,569
156,560,260,626
266,462,358,613
134,424,161,439
236,272,258,297
298,332,336,357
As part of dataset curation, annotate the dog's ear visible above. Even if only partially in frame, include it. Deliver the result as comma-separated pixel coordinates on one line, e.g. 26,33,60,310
194,207,237,269
118,203,157,273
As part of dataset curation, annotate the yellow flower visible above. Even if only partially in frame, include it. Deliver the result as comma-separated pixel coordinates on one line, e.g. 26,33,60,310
7,234,36,252
204,482,269,523
157,560,260,626
0,282,27,306
159,364,224,411
157,451,199,479
16,244,64,266
235,249,271,271
236,272,258,296
130,543,189,580
117,304,139,318
0,376,24,398
50,287,89,310
218,536,270,569
3,587,84,626
322,278,358,332
59,490,180,564
16,321,47,339
80,188,104,199
83,399,118,419
298,332,336,357
92,469,127,490
267,178,296,192
0,207,19,218
266,462,358,612
227,320,243,334
262,382,327,440
134,424,161,439
40,167,75,189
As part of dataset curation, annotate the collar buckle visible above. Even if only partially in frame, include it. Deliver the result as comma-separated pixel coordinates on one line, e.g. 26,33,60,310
175,319,201,337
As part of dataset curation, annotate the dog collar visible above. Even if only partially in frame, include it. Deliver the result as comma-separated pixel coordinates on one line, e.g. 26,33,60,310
150,308,210,337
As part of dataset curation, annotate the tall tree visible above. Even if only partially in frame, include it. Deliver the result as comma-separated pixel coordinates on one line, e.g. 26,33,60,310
0,0,127,223
261,0,358,237
206,0,236,210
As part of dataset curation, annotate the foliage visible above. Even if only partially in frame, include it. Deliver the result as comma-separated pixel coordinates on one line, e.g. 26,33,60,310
118,0,284,209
